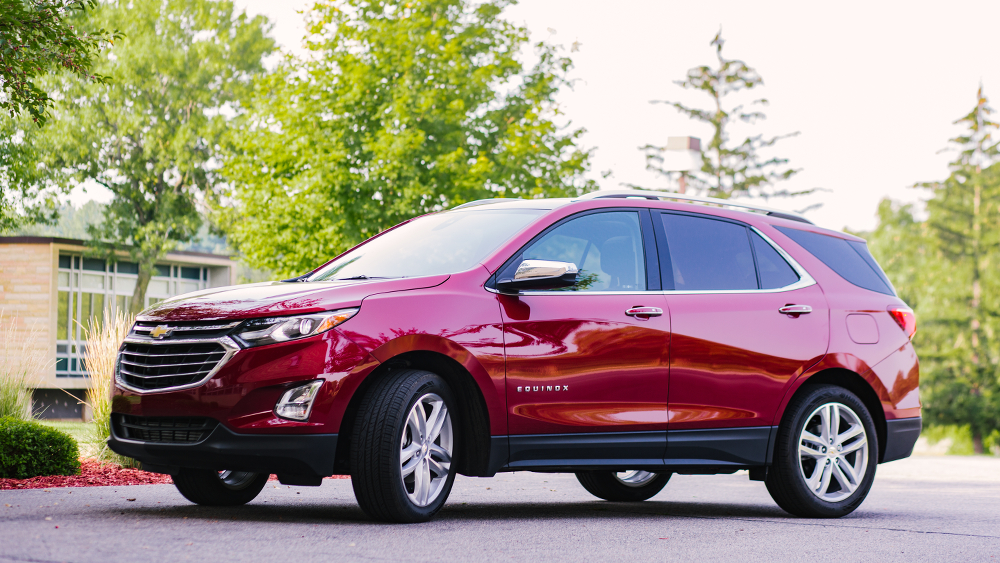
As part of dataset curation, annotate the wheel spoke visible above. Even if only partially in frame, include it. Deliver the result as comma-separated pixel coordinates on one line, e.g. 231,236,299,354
836,424,864,445
428,443,452,464
832,462,858,494
817,462,833,494
408,400,427,441
804,460,825,490
827,404,840,443
840,436,867,455
427,456,449,478
401,442,420,463
401,455,420,478
425,400,448,443
799,444,825,458
817,407,830,444
837,457,860,487
414,459,430,505
801,430,825,448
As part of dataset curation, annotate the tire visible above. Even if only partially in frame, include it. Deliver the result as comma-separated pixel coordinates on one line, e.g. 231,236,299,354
350,369,458,523
575,470,672,502
172,469,268,506
765,385,879,518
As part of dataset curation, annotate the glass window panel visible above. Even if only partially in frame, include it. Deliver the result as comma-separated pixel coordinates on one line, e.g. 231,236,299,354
147,280,169,295
82,293,104,334
775,227,894,296
179,281,199,294
116,295,128,312
56,358,69,372
81,273,105,290
58,255,72,269
58,272,69,288
70,290,78,340
73,256,80,269
117,262,139,274
660,214,757,291
82,258,106,271
750,233,799,289
81,292,93,335
116,276,137,295
57,291,69,340
56,344,68,354
180,266,201,280
152,265,168,277
148,297,164,306
507,211,646,292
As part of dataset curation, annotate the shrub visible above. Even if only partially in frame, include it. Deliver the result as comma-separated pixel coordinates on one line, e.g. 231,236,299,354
0,416,81,479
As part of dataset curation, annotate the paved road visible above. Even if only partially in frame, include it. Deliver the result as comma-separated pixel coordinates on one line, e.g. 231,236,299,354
2,456,998,562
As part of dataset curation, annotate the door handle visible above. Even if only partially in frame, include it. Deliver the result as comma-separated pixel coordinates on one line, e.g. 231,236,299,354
626,306,663,318
779,304,812,315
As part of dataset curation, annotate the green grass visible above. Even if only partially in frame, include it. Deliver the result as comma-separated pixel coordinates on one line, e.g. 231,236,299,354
36,421,98,457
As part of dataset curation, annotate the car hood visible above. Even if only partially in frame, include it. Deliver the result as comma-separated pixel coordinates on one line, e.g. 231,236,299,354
136,276,450,322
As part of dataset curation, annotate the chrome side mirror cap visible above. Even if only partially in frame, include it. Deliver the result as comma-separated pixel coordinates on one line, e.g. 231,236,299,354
496,260,579,292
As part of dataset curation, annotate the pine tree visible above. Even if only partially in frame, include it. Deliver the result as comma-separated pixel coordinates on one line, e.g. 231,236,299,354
641,30,804,200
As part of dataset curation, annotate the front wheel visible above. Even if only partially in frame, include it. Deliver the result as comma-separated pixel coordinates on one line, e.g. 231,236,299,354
172,469,268,506
575,470,672,502
765,385,878,518
350,369,458,523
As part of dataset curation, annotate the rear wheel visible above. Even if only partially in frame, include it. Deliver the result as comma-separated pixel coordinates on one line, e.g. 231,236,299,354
350,369,458,523
575,470,671,502
766,385,878,518
172,469,268,506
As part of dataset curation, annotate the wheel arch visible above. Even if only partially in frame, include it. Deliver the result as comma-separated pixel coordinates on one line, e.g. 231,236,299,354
333,349,496,477
776,368,889,463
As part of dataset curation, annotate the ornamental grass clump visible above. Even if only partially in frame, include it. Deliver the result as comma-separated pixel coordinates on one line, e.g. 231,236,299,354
82,309,138,468
0,417,80,479
0,311,49,420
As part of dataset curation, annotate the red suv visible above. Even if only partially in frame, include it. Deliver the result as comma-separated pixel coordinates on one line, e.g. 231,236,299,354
108,191,921,523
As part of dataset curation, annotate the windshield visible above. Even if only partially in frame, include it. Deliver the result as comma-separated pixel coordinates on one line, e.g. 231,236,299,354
307,208,545,281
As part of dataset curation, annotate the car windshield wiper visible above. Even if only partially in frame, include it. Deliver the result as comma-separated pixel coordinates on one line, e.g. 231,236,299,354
331,275,396,281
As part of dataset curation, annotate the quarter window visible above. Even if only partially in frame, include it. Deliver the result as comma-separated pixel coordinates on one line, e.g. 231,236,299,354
504,211,647,292
750,232,800,289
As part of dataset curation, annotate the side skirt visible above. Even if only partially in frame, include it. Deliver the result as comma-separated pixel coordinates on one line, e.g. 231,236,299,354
498,426,778,473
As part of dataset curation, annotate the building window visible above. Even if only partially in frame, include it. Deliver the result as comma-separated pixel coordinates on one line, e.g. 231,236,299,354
56,255,210,378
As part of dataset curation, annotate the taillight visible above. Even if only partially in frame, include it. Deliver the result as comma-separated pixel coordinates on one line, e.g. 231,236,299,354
888,306,916,339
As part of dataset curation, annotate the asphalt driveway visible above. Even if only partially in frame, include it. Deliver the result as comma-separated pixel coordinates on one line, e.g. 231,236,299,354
2,456,998,562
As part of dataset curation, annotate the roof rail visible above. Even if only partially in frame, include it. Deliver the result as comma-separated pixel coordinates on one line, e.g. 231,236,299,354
577,190,813,225
451,197,524,211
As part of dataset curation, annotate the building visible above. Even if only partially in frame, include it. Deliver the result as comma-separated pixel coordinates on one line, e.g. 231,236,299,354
0,237,238,419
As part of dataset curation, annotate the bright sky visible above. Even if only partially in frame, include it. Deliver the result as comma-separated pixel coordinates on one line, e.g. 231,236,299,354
78,1,1000,233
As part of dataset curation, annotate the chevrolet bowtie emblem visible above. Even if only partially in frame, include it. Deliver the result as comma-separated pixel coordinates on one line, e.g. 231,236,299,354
149,325,172,339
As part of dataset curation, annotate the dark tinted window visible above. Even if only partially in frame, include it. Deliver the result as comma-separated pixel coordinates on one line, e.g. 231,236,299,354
82,258,105,272
180,266,201,280
751,232,799,289
660,213,756,290
775,226,894,296
506,211,646,291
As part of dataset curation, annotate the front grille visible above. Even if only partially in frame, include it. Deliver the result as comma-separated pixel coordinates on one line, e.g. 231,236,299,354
113,414,217,443
131,320,242,341
118,342,227,391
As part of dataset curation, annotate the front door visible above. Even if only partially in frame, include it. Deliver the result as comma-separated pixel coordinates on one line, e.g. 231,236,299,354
651,211,830,466
495,209,672,468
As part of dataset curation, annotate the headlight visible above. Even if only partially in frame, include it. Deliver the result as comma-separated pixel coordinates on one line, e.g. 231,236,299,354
233,308,359,348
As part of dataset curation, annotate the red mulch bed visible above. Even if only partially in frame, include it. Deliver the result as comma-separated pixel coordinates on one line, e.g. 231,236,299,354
0,459,349,490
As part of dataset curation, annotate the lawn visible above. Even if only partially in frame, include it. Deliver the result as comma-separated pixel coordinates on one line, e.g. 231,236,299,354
36,421,100,457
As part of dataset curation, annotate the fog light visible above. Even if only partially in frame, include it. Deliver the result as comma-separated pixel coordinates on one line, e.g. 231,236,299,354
274,380,324,421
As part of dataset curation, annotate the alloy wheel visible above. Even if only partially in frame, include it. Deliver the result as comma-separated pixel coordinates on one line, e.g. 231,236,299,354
614,470,658,487
797,402,869,503
400,392,454,507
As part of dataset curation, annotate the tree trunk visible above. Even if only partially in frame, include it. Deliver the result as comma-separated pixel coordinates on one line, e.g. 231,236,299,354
129,266,152,314
972,432,985,455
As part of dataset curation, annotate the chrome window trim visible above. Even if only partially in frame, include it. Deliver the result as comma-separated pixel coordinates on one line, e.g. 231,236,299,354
486,226,816,296
114,335,240,395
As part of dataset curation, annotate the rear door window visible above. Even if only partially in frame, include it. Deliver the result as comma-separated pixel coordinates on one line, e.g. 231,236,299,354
658,213,757,290
775,226,895,296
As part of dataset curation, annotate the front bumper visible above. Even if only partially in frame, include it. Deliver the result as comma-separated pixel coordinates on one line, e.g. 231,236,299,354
108,421,338,478
882,416,921,463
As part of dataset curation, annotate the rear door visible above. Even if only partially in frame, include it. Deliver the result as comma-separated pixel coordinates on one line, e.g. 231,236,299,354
652,211,830,466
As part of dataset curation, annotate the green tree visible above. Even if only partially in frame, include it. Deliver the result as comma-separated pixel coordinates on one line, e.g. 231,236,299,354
642,30,804,200
36,0,273,312
869,88,1000,453
0,0,117,124
220,0,596,278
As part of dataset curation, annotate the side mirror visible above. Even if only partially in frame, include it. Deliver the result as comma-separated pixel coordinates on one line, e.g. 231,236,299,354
496,260,579,292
